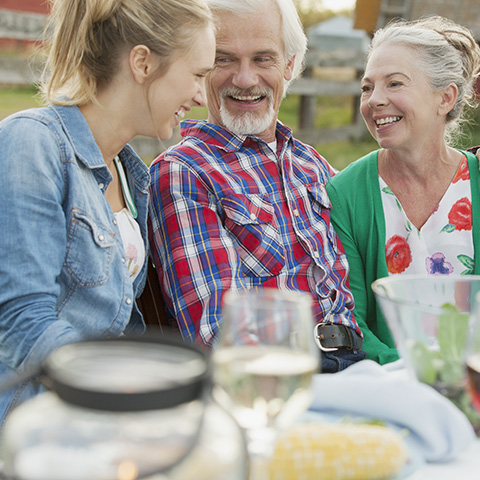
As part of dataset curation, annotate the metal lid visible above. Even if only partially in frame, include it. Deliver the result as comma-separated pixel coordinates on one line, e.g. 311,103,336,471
42,336,211,412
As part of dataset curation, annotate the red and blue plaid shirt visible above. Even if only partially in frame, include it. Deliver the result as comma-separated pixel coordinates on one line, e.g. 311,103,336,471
148,120,360,345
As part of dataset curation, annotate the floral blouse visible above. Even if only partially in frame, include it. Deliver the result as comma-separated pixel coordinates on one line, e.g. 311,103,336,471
381,155,474,276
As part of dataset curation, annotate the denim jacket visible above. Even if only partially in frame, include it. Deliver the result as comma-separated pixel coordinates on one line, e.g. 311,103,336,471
0,104,150,434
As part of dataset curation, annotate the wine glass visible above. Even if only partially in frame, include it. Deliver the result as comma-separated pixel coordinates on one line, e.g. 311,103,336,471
212,288,320,479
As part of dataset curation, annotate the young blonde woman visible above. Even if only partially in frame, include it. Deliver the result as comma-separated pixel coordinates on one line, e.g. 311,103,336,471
0,0,215,432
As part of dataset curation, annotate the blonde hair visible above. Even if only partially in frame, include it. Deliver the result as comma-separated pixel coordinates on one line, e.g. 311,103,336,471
369,16,480,144
40,0,213,106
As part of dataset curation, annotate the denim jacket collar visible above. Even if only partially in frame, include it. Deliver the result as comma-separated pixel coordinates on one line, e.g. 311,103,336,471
51,103,150,187
51,103,105,169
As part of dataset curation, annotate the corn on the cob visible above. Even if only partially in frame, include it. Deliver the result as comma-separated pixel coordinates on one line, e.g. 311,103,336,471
269,422,408,480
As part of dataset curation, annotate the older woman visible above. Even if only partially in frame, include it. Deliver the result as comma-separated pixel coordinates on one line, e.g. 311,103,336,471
0,0,215,431
326,16,480,364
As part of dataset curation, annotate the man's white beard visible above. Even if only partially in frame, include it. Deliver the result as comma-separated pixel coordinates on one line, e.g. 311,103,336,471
218,89,276,136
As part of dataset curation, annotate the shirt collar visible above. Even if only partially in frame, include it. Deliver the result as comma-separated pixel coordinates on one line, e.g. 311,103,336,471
180,119,295,153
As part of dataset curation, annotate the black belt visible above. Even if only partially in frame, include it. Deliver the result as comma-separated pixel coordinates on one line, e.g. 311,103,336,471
314,323,363,352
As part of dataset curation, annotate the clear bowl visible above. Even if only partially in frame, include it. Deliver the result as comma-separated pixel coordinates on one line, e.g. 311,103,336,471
372,274,480,435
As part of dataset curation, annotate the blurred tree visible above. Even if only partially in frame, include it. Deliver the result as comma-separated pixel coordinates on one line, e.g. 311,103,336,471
293,0,353,29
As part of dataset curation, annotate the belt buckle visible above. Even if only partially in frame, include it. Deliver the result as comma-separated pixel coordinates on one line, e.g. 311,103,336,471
314,323,339,352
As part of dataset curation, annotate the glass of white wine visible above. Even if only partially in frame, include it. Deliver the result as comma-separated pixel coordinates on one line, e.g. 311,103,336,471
212,288,320,479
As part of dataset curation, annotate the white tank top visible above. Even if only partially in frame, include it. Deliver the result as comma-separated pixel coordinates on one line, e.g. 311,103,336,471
114,207,145,282
113,156,145,282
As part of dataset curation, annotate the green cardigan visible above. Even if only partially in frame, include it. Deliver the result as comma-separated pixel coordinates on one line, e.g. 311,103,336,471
326,150,480,364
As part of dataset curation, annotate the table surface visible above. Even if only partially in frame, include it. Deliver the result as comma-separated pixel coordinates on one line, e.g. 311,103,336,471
1,405,477,480
381,362,480,479
168,401,480,480
406,438,480,479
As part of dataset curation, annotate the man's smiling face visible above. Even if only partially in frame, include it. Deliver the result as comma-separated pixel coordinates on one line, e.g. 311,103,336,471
206,1,294,142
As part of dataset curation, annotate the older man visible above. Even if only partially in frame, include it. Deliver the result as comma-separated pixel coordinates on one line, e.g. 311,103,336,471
148,0,365,372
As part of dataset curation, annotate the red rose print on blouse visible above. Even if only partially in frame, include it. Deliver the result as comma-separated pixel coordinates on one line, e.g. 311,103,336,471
385,235,412,274
447,197,472,231
452,158,469,183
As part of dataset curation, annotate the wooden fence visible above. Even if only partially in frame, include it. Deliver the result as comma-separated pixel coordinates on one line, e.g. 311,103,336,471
290,49,367,145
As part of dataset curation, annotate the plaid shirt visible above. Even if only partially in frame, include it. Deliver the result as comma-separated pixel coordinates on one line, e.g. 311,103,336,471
148,120,360,345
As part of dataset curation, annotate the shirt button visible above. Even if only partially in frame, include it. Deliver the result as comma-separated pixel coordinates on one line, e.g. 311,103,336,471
98,234,105,242
250,213,257,221
313,251,320,258
126,298,132,305
98,183,104,189
293,209,299,217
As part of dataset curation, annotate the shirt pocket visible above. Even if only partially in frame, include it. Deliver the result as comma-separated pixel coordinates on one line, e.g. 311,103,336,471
221,192,285,277
305,182,338,255
65,209,116,286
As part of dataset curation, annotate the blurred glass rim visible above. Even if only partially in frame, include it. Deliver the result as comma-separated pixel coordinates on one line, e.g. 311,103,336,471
42,335,211,412
223,288,313,308
371,274,480,315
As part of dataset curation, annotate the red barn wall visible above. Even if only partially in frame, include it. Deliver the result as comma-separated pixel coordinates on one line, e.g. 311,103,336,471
0,1,49,51
0,1,49,14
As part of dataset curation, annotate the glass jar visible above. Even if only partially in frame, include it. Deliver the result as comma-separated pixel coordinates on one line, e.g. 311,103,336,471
1,336,222,480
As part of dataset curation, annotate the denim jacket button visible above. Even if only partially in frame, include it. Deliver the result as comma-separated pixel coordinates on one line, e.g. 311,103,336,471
126,297,132,305
121,258,126,264
112,218,117,226
98,182,104,190
98,234,105,242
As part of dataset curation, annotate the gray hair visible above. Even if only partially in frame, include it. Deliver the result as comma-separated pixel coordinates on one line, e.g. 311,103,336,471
206,0,307,91
368,15,480,144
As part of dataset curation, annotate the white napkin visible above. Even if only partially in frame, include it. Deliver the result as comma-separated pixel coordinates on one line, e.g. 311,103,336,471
308,359,475,463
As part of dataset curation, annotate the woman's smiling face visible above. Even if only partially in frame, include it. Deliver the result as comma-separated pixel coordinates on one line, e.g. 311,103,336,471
360,43,446,152
146,26,216,140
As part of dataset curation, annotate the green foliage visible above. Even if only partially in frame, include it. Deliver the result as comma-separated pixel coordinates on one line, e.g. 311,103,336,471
188,105,208,122
315,138,378,171
293,0,353,29
278,94,300,129
452,106,480,151
279,94,355,131
315,96,356,129
278,94,378,170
